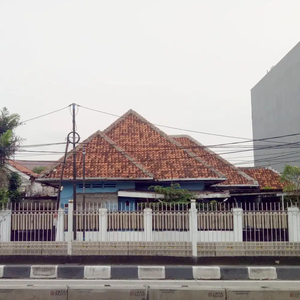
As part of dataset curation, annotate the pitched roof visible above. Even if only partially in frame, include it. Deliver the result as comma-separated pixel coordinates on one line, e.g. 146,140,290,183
8,160,38,177
103,110,225,181
172,135,258,186
239,167,284,190
43,131,153,180
14,160,55,171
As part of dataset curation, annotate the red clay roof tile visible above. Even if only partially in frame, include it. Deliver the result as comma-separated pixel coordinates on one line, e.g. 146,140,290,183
8,160,38,177
239,167,284,190
172,135,257,186
44,131,153,179
103,110,224,180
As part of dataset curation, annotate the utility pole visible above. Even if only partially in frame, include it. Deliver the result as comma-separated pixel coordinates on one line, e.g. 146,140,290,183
82,146,86,241
56,140,70,210
65,104,80,241
72,103,77,240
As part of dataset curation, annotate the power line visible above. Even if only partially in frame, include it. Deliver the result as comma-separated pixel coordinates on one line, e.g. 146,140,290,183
20,106,70,124
78,104,300,147
78,105,251,140
16,103,300,151
216,140,300,156
18,142,66,148
234,151,300,166
17,150,65,154
14,141,300,159
14,146,300,166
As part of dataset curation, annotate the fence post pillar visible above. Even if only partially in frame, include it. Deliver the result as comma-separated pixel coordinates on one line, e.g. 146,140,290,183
232,208,243,242
0,209,11,242
144,208,153,242
67,200,73,255
189,200,197,257
55,208,65,242
288,206,300,242
99,208,108,242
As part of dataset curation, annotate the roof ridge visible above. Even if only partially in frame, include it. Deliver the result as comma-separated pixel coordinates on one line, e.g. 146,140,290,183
100,132,153,178
175,135,258,186
8,159,33,174
240,166,281,175
43,129,153,179
103,109,135,134
41,130,101,178
104,110,225,180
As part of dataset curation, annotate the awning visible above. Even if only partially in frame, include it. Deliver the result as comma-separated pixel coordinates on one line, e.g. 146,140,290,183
118,190,230,199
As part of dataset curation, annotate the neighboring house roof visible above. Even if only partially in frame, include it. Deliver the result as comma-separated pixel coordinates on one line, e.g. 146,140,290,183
103,110,225,181
172,135,258,187
8,160,38,177
6,160,57,197
14,160,55,171
239,167,284,190
43,130,153,180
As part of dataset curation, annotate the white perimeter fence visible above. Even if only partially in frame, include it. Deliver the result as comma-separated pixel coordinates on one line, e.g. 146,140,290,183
0,200,300,256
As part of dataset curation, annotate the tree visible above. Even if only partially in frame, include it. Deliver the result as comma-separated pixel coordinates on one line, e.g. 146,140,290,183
7,172,22,203
148,183,195,203
0,107,21,167
0,187,8,204
32,166,46,174
0,108,21,202
281,165,300,206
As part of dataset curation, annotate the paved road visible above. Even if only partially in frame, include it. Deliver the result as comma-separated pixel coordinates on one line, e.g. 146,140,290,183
0,279,299,288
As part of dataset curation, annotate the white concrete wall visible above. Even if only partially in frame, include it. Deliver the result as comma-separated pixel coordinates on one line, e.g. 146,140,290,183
0,210,11,242
107,232,145,242
59,202,243,244
288,207,300,242
197,231,235,242
62,230,235,242
153,232,190,242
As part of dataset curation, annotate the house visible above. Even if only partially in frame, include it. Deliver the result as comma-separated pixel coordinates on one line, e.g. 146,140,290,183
12,160,55,171
6,160,57,198
39,110,284,210
236,166,285,205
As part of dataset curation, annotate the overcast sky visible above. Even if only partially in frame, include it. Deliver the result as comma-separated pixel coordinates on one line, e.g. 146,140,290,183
1,1,299,165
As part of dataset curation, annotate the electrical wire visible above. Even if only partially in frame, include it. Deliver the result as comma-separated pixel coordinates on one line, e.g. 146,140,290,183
78,105,251,140
78,104,300,146
20,106,70,124
18,142,66,148
13,146,300,166
13,103,300,169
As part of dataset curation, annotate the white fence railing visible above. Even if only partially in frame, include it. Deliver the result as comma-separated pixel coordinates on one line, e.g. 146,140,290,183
1,200,300,256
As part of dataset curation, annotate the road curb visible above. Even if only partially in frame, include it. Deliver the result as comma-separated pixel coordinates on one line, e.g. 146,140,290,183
0,265,296,280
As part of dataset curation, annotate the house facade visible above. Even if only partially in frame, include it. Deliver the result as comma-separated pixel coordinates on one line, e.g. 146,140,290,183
6,160,57,198
39,110,283,210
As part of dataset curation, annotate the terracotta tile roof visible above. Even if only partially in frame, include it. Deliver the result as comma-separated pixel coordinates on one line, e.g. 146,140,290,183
239,167,284,190
172,135,258,186
103,110,224,181
8,160,38,177
14,160,55,171
44,131,153,180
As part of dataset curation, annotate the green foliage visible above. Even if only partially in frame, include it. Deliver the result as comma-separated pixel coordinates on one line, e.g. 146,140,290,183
148,183,195,203
7,172,22,203
0,188,8,203
0,107,21,166
32,166,46,174
281,165,300,206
